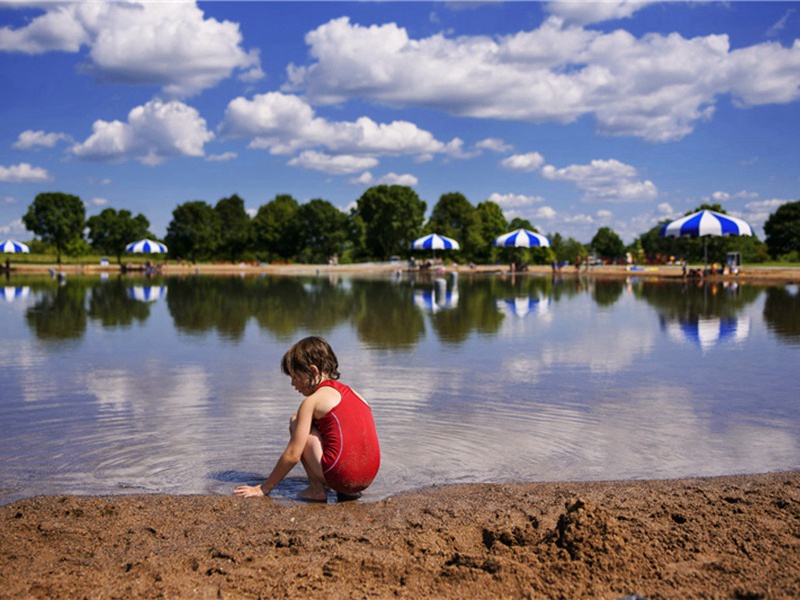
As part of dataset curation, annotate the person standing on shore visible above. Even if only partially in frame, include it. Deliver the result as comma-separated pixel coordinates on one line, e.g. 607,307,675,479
234,336,380,502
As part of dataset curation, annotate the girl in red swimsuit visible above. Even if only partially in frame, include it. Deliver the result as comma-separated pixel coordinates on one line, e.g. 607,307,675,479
234,336,380,502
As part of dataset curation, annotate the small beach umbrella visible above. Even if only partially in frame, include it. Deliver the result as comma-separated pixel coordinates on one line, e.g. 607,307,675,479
1,240,30,253
494,228,551,248
411,233,460,251
660,210,753,266
125,239,168,253
127,285,167,302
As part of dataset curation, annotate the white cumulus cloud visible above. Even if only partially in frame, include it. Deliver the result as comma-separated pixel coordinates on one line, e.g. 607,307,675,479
0,162,51,183
0,1,261,97
13,130,71,150
541,158,658,203
71,99,213,165
288,151,378,175
285,15,800,142
352,171,419,186
501,152,546,172
219,91,461,169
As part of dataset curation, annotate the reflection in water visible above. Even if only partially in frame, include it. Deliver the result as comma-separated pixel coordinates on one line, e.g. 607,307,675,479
350,279,425,349
640,280,760,351
127,285,167,303
1,286,29,302
663,316,750,351
763,285,800,345
25,283,88,341
2,272,798,504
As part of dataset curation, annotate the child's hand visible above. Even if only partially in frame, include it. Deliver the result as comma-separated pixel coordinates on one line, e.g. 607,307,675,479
234,484,266,497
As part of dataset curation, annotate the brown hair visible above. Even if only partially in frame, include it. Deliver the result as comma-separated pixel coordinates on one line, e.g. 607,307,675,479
281,336,340,380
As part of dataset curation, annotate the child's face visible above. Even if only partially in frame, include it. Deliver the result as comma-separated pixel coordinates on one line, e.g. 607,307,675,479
290,368,318,396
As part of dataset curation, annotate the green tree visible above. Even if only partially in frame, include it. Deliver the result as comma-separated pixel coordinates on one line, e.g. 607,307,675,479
215,194,251,262
764,200,800,259
590,227,626,261
294,199,348,264
426,192,482,261
22,192,85,264
550,233,586,264
165,201,220,263
475,200,508,263
351,185,427,261
508,217,534,231
86,208,151,265
252,194,300,262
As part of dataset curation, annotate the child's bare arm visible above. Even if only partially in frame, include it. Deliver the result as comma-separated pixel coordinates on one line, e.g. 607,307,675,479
234,395,317,497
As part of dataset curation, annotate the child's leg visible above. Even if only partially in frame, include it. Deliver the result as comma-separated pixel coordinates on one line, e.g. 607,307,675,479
289,415,328,502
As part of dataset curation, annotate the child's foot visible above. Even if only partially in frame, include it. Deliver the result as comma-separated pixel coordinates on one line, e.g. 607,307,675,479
298,487,328,503
336,491,361,502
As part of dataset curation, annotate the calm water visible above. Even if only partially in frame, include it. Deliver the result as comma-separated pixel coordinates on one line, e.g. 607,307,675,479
1,270,798,504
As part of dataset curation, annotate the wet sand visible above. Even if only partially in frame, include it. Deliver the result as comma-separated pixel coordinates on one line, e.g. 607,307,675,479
2,471,799,599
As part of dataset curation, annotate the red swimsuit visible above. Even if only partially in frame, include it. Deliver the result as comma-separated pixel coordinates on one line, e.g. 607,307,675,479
314,380,380,495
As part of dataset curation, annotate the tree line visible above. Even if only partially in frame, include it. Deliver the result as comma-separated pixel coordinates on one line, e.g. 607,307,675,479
18,188,800,265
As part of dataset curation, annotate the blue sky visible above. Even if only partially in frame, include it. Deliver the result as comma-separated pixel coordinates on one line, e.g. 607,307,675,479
1,1,799,245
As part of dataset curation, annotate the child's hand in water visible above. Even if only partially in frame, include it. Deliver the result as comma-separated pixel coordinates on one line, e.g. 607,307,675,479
234,484,265,497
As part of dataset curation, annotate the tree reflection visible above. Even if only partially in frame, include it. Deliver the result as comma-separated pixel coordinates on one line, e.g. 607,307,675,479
763,286,800,345
25,281,88,341
592,279,625,307
87,278,151,327
167,276,257,341
252,276,353,341
350,279,425,349
421,276,505,343
636,280,760,321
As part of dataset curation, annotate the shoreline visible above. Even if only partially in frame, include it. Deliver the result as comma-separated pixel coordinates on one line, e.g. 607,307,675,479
2,471,799,598
6,261,800,284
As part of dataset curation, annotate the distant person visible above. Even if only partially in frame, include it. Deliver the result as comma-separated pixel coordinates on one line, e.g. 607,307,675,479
235,336,380,502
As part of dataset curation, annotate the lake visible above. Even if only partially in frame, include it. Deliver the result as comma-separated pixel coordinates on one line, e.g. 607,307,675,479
1,270,798,504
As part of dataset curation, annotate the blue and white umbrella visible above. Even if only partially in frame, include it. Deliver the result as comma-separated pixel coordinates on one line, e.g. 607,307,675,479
660,210,753,265
127,285,167,302
1,239,30,253
125,239,168,253
411,233,460,251
661,210,753,238
494,228,551,248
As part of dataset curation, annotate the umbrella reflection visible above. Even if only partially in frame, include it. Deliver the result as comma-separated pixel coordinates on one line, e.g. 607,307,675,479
413,278,459,313
127,285,167,303
496,295,549,318
1,286,30,302
664,315,750,351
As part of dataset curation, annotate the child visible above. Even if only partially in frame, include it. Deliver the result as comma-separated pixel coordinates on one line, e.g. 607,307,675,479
234,336,380,502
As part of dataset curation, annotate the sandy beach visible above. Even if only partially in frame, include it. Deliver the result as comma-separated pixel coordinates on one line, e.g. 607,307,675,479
2,472,799,599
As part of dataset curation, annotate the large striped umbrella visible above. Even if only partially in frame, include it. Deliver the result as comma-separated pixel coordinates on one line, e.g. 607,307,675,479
1,240,30,253
660,210,753,266
494,228,551,248
411,233,460,251
125,239,168,253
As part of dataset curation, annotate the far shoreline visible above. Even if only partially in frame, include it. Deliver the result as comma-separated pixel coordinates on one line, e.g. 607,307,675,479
5,260,800,284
